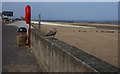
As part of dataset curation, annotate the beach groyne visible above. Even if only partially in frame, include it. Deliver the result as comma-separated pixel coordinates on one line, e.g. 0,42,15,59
31,29,119,72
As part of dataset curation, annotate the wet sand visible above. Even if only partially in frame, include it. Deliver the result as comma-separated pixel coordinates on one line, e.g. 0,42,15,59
33,22,118,68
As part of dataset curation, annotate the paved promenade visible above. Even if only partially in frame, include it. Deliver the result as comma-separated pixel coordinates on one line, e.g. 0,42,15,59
2,21,43,72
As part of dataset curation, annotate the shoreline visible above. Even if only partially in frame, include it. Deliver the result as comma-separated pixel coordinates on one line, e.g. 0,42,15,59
31,21,119,30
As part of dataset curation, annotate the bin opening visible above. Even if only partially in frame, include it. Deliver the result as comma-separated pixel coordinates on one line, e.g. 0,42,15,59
18,27,27,32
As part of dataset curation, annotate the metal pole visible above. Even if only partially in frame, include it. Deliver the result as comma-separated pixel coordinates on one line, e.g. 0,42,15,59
38,14,40,31
29,22,31,48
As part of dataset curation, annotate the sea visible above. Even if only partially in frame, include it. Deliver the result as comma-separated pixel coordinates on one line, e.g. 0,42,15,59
33,20,119,30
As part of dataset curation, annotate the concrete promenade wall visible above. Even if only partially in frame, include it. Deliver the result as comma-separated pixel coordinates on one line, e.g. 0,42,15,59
31,29,119,72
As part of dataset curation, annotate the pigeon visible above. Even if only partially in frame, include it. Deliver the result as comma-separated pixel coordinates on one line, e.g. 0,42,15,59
46,28,57,37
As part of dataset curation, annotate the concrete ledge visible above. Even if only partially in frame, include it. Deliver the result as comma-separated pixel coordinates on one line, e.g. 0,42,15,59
31,29,119,72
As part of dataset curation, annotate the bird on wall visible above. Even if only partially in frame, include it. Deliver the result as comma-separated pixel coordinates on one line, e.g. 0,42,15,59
46,28,57,37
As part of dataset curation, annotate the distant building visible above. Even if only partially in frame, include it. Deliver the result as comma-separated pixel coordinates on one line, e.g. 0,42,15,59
2,11,13,22
0,13,2,22
0,13,2,19
20,17,25,20
2,11,13,19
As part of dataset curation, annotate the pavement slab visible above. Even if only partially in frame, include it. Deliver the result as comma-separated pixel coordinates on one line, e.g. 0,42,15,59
2,22,43,72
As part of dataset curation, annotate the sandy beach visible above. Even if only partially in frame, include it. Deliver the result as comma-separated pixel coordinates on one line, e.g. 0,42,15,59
32,21,118,68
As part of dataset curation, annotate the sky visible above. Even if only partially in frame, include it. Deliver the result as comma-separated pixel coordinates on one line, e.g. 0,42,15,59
2,2,118,21
1,0,120,2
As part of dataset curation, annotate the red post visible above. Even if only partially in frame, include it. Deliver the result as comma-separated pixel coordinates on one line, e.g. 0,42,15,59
25,5,31,48
29,23,31,48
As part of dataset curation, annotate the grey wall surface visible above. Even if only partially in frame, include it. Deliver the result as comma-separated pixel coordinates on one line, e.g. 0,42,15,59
31,29,119,72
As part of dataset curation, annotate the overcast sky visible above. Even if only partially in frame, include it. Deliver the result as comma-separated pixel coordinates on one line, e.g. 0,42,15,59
1,0,120,2
2,2,118,21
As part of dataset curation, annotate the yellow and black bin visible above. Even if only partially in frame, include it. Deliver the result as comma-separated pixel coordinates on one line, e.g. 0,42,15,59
17,27,27,46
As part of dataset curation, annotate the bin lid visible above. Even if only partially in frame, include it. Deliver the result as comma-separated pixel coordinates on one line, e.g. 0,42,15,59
18,27,27,32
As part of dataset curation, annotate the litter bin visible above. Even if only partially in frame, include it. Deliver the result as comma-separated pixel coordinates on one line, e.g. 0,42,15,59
17,27,27,46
